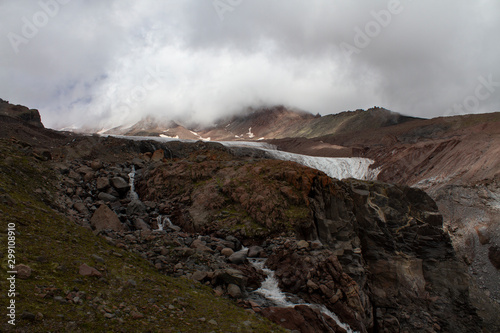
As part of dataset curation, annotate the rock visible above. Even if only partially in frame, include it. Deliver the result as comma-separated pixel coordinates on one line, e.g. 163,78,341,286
475,225,490,245
91,254,105,263
98,192,118,202
221,248,234,257
111,177,130,194
90,160,103,170
190,239,213,253
151,149,164,162
227,284,242,298
68,170,81,181
134,218,150,230
213,268,247,287
248,246,264,258
130,310,144,319
96,177,110,191
488,246,500,269
297,240,309,249
191,270,208,282
79,263,102,277
73,202,89,215
83,172,95,182
15,264,32,279
90,205,124,232
21,311,36,321
228,249,247,264
127,200,146,216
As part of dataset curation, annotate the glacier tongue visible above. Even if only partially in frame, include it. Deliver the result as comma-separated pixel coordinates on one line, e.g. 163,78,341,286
262,149,380,180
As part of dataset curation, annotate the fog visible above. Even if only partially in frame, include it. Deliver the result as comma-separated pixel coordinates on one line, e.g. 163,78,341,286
1,0,499,129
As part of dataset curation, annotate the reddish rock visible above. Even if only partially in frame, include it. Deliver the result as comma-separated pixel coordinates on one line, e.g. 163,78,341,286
79,263,102,277
90,205,124,232
151,149,164,162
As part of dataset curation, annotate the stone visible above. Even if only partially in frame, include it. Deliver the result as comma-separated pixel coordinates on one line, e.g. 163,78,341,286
221,248,234,257
90,205,124,232
98,192,117,202
15,264,32,279
134,218,150,230
297,240,309,249
21,311,36,321
151,149,164,162
83,172,95,182
191,270,208,282
190,239,213,253
248,246,264,258
96,177,110,191
130,310,144,319
111,177,130,194
213,268,247,287
73,202,89,215
228,250,247,264
227,284,242,298
79,263,102,277
127,200,146,216
90,160,103,170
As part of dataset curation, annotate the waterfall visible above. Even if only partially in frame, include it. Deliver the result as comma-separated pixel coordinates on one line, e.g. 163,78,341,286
128,165,139,200
156,215,176,231
248,258,358,333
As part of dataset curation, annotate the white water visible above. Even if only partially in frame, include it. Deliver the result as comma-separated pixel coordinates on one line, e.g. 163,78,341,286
249,258,357,333
128,165,139,200
106,135,378,181
156,215,176,231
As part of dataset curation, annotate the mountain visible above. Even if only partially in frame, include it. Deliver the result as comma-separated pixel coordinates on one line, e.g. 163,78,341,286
1,99,499,332
103,105,421,141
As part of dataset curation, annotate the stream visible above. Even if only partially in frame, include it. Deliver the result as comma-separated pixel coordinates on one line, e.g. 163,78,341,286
246,255,357,333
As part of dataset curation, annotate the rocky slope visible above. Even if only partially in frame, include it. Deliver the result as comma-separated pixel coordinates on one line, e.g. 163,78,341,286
100,105,418,141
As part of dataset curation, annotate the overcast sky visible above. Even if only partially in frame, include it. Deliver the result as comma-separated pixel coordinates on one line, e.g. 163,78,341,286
1,0,499,129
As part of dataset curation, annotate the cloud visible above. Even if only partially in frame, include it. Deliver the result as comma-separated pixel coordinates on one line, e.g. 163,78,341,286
0,0,499,129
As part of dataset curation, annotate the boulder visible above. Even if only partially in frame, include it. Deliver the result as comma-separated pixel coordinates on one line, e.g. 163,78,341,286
221,248,234,257
133,218,150,230
73,202,89,215
79,263,102,277
98,192,118,202
96,177,110,191
151,149,164,162
111,177,130,194
228,249,247,264
126,200,146,216
213,268,247,287
90,205,124,232
227,284,242,298
248,246,264,258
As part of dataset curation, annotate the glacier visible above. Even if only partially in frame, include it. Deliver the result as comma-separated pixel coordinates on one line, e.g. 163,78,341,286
107,135,379,181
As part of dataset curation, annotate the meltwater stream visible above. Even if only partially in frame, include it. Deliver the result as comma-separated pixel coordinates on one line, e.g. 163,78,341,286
247,256,357,333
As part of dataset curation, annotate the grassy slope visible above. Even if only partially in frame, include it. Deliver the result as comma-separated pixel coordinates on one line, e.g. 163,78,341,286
0,139,284,332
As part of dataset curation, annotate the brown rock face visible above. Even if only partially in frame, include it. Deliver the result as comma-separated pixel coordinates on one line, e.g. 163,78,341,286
90,204,124,232
0,99,44,128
